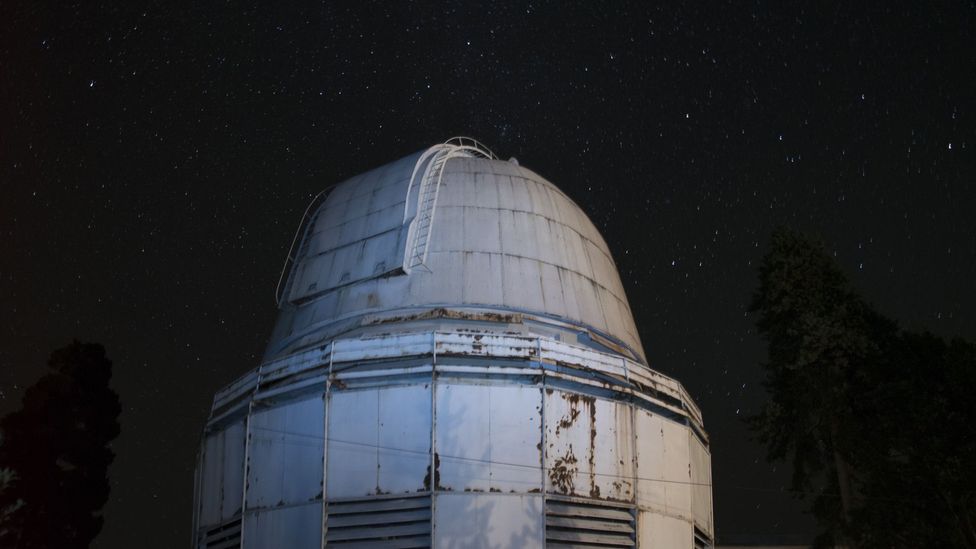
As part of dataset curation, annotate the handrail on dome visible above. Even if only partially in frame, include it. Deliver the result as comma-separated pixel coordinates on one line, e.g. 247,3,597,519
443,136,498,160
274,186,334,306
275,138,499,305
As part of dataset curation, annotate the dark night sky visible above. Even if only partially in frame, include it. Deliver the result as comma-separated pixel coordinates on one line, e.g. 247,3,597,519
2,2,974,547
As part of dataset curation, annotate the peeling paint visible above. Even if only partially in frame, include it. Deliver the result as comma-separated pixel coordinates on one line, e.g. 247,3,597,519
548,445,578,494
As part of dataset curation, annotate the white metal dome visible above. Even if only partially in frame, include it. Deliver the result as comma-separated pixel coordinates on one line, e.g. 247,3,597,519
267,138,645,363
194,139,713,549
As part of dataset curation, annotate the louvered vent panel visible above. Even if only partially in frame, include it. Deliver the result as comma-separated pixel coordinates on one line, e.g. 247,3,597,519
200,517,241,549
545,498,635,547
694,527,713,549
326,494,431,548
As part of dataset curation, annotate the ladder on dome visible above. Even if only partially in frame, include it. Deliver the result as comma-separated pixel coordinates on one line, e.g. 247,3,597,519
405,152,450,270
404,137,496,272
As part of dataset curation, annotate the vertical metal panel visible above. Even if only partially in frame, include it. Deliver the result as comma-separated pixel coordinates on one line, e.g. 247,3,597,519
436,383,491,491
462,206,503,253
502,255,546,312
635,411,667,515
246,396,325,509
199,421,246,527
435,169,468,208
473,170,501,210
525,177,556,218
545,391,632,500
242,503,322,549
377,384,432,494
592,398,634,501
221,422,246,521
545,389,591,498
432,205,465,251
199,434,222,527
327,385,432,499
538,262,567,318
433,493,544,548
461,251,504,305
488,385,543,492
437,384,543,493
637,510,693,548
689,433,713,538
327,389,379,498
635,409,692,519
662,415,692,519
499,210,538,260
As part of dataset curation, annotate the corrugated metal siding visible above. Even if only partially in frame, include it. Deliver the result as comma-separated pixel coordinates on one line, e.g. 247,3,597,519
545,498,636,547
326,494,432,548
242,503,322,549
199,518,241,549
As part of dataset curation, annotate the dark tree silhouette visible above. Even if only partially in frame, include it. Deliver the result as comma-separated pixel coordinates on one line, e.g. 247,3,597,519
0,341,121,548
749,228,894,545
750,228,976,547
844,332,976,547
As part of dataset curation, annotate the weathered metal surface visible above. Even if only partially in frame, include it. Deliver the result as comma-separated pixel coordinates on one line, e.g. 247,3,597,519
198,421,246,527
634,411,668,515
545,498,636,547
634,408,693,520
544,390,633,501
326,385,431,498
435,332,538,359
212,370,260,413
264,148,645,363
286,152,420,305
199,517,241,549
196,139,713,548
637,510,694,548
258,347,328,386
245,397,324,509
242,503,322,549
433,493,544,548
326,494,432,547
690,432,714,538
332,334,433,363
435,384,542,493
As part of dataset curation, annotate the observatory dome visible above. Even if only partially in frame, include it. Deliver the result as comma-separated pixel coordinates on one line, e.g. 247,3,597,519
195,138,712,549
267,139,645,363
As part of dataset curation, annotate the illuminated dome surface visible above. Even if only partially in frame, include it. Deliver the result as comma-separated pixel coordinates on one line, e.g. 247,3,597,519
267,142,644,363
194,139,712,549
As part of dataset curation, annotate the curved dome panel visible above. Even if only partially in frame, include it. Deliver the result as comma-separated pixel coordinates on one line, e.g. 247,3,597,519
267,143,645,362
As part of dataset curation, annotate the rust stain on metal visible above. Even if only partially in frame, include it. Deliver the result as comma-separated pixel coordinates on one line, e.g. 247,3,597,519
548,445,578,494
364,308,523,326
433,453,445,490
588,396,598,498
